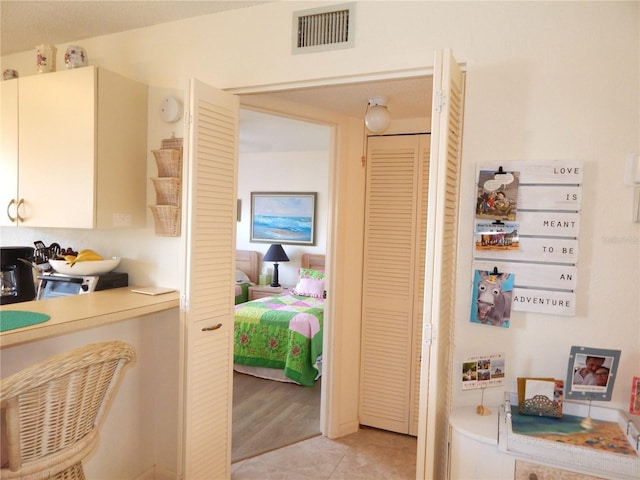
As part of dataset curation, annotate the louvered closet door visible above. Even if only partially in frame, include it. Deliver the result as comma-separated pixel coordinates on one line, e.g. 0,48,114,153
359,134,430,435
181,79,239,479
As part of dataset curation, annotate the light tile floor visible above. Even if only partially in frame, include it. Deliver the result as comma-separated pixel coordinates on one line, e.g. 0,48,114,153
231,426,417,480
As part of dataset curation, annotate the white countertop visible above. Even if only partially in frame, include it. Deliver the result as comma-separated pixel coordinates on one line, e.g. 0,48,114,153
0,287,180,348
449,406,501,446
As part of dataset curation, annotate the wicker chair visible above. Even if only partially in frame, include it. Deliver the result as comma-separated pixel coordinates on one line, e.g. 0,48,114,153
1,341,136,479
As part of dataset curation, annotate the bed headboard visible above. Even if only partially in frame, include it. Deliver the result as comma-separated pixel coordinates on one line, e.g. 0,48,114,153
301,254,325,272
236,250,259,284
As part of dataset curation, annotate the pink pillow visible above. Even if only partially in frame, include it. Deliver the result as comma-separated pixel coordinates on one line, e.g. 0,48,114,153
293,268,325,298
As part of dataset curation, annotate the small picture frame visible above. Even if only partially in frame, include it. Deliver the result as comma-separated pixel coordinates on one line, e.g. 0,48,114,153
565,346,621,401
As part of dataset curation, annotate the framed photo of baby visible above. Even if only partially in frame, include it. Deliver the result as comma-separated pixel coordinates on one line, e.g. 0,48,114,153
565,346,621,401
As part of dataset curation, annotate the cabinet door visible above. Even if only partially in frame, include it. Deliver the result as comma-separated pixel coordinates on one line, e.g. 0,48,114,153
95,68,147,228
180,79,239,478
19,67,96,227
0,79,18,226
449,427,514,480
515,460,606,480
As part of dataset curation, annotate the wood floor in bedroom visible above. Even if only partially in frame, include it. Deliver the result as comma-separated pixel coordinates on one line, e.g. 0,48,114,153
232,371,322,462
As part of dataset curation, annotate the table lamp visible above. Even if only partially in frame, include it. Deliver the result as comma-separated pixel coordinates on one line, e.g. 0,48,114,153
263,244,289,287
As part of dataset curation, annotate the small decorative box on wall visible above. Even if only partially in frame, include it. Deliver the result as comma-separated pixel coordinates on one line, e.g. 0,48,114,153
149,136,183,236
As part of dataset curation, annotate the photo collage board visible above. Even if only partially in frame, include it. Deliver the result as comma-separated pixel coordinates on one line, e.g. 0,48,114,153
471,161,583,328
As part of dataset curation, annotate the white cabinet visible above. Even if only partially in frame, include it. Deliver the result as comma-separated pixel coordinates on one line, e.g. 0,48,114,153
0,67,147,228
0,79,19,226
450,405,639,480
448,407,515,479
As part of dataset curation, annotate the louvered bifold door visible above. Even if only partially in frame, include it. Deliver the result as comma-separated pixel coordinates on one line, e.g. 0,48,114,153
417,49,466,480
409,136,431,436
360,134,425,434
181,79,239,479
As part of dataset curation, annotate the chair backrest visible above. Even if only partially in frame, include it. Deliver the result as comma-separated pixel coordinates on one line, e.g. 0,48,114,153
1,341,135,476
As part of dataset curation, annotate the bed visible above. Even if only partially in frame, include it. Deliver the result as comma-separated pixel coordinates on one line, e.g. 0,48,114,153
235,250,259,304
233,253,325,386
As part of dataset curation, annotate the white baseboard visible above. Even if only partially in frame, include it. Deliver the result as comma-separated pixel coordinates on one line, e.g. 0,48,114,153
334,420,359,438
134,466,177,480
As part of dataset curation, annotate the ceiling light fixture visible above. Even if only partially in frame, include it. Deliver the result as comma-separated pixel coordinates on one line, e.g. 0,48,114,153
364,96,391,133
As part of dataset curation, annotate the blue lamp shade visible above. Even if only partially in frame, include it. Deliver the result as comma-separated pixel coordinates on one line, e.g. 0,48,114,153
263,244,290,263
263,244,289,287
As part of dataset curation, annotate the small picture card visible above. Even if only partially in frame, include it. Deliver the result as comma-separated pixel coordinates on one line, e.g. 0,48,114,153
475,169,520,221
462,352,505,390
630,376,640,415
565,346,621,401
475,221,520,251
470,269,514,327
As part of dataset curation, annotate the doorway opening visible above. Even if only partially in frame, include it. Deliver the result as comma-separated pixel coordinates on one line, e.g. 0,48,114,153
232,109,330,461
230,70,434,461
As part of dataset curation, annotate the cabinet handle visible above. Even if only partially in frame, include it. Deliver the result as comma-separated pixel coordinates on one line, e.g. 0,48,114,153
16,199,25,222
7,199,17,222
202,323,223,332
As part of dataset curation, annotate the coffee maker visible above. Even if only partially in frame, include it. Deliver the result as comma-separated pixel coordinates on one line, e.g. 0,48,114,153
1,246,36,304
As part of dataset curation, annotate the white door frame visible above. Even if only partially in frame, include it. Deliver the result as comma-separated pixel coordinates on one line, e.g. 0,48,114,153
229,65,433,431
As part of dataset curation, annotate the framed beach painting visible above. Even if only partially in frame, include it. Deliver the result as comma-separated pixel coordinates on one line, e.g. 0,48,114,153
250,192,317,245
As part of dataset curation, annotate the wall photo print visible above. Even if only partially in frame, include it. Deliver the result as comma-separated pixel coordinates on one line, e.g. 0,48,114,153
250,192,317,245
475,221,520,251
462,352,506,390
470,269,514,327
476,169,520,222
565,346,621,401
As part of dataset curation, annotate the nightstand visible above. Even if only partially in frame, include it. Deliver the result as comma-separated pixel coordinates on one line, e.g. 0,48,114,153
248,285,288,300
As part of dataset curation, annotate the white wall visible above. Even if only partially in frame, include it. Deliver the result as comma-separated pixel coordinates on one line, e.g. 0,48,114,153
2,0,638,432
237,147,330,288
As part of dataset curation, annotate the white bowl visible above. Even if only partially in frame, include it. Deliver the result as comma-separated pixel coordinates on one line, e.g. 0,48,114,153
49,257,121,276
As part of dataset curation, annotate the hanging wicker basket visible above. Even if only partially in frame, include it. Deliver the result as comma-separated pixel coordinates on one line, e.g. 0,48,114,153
149,205,181,237
151,177,181,206
152,149,182,177
161,136,183,151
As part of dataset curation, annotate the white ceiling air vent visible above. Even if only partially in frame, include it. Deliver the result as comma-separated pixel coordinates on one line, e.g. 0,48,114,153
293,3,355,54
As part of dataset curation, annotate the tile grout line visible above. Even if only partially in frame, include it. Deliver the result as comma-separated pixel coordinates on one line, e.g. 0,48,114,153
326,443,353,479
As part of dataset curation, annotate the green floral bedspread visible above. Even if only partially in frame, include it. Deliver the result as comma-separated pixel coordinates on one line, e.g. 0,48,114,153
233,292,323,386
235,283,250,304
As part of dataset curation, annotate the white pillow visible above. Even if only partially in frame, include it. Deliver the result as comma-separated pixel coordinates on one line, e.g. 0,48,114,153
235,269,251,284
